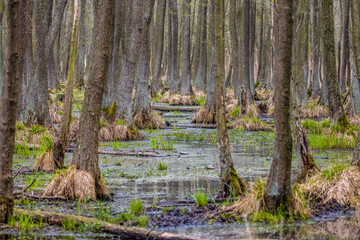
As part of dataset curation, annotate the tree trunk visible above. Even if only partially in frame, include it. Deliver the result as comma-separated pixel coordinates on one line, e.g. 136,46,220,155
133,0,156,128
52,0,80,171
229,0,240,100
242,0,252,106
194,0,207,92
167,0,179,94
321,0,348,126
312,0,320,97
0,0,20,223
350,0,360,115
43,0,115,201
180,0,193,95
215,0,246,198
151,0,167,95
116,0,148,123
75,0,87,86
263,0,294,212
340,0,350,94
249,0,256,96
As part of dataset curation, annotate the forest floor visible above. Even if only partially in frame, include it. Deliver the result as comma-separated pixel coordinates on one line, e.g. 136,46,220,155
3,94,360,239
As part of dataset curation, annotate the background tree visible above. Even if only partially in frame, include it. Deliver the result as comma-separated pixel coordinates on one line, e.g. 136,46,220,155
215,0,246,197
263,0,294,212
43,0,115,200
0,0,20,223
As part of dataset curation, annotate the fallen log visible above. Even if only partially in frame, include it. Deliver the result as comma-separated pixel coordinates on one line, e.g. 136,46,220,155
175,124,233,129
152,105,201,112
65,147,172,158
15,208,204,240
14,194,67,201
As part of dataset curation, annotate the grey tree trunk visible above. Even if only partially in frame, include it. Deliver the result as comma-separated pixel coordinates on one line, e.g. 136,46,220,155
116,0,148,123
0,0,20,223
151,0,167,94
194,0,207,92
312,0,320,97
249,0,256,96
340,0,350,94
167,0,179,94
75,0,87,86
242,0,252,105
133,0,155,117
229,0,240,100
263,0,294,212
321,0,348,125
180,0,193,95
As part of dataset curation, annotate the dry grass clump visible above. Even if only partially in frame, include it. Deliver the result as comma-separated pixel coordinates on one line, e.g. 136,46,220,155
69,120,80,141
133,111,163,129
225,88,235,102
50,103,62,124
194,90,206,102
348,114,360,128
34,152,55,172
169,94,194,106
15,123,52,146
255,88,273,101
298,101,329,118
193,107,216,124
301,165,360,207
43,166,97,200
160,91,170,103
232,115,272,132
98,120,143,141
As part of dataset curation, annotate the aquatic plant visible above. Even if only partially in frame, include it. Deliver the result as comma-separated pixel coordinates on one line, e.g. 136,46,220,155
193,190,208,207
130,199,143,215
157,162,168,171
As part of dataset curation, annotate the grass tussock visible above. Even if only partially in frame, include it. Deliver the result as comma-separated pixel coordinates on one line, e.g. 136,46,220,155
301,165,360,207
43,166,104,200
193,107,216,124
255,88,273,101
169,94,194,106
232,107,272,132
15,123,51,146
218,179,310,223
33,135,55,172
133,111,163,129
98,120,143,142
298,101,328,118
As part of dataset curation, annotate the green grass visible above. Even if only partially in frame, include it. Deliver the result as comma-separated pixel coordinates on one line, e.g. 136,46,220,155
229,107,240,119
192,190,208,207
115,119,127,126
157,162,168,171
9,213,42,232
39,135,54,153
130,199,143,215
308,133,356,149
30,125,46,135
151,136,175,150
320,163,348,183
16,122,26,131
14,141,31,157
250,205,294,223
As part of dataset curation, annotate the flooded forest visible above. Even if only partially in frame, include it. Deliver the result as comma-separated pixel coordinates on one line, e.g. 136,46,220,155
2,0,360,239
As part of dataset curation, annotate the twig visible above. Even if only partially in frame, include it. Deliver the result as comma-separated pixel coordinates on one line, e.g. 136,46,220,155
14,179,36,195
13,165,24,179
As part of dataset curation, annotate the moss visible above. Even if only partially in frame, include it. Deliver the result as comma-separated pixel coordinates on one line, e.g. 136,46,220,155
0,196,14,223
230,169,247,196
337,114,350,129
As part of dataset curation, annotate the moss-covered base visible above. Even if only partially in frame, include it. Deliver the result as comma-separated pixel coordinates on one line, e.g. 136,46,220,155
0,196,14,223
43,166,110,201
99,123,143,142
219,168,247,198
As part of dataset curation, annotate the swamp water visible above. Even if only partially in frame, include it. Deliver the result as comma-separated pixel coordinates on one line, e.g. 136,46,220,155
3,108,359,239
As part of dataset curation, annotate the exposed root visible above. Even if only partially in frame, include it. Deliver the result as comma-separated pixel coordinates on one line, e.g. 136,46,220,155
133,111,163,129
99,122,144,141
192,107,216,124
43,166,110,201
33,152,56,172
302,166,360,207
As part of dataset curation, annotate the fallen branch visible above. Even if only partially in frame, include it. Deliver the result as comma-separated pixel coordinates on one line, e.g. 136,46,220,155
152,105,201,112
15,208,204,240
14,194,67,201
175,124,233,129
65,147,172,158
14,179,36,195
13,165,24,179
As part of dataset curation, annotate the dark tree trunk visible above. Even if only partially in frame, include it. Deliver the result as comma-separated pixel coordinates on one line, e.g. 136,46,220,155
263,0,294,212
242,0,252,105
44,0,115,201
215,0,246,198
151,0,167,94
249,0,256,96
180,0,193,95
229,0,240,100
340,0,350,94
321,0,348,125
0,0,20,223
75,0,87,86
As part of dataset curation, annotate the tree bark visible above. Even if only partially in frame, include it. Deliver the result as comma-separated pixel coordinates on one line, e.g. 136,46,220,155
229,0,240,100
52,0,80,170
215,0,246,198
180,0,193,95
0,0,20,223
340,0,350,94
167,0,179,94
242,0,252,106
312,0,321,97
321,0,348,126
263,0,294,212
116,0,148,123
151,0,167,95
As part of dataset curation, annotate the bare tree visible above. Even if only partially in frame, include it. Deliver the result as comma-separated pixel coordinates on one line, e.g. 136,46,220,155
0,0,20,223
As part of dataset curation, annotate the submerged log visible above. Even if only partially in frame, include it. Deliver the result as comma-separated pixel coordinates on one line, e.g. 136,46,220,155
152,105,201,112
15,208,203,240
